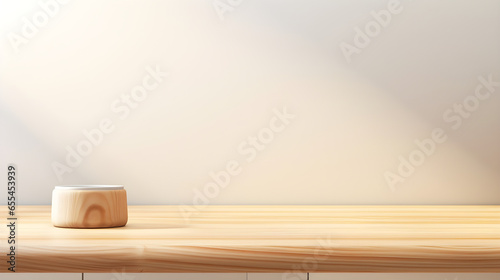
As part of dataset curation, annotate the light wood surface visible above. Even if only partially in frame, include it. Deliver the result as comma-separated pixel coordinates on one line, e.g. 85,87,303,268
51,189,128,228
1,205,499,273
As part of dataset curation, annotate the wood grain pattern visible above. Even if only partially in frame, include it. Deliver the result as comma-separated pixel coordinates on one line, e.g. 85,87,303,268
1,205,499,273
51,189,127,228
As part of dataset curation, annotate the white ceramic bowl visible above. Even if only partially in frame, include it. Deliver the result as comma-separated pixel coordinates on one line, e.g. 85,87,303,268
51,185,128,228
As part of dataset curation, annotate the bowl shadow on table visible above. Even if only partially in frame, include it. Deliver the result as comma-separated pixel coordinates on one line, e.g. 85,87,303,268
120,222,190,230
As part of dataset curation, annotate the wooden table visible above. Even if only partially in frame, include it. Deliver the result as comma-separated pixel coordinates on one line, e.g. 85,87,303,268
1,205,499,273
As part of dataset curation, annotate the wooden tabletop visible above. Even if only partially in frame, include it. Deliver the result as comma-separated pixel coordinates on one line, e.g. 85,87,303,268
2,205,500,273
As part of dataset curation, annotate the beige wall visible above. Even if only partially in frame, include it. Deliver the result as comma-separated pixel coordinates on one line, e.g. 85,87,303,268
0,0,499,206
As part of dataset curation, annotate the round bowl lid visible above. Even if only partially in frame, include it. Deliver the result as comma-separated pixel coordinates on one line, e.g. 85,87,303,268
55,185,124,190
